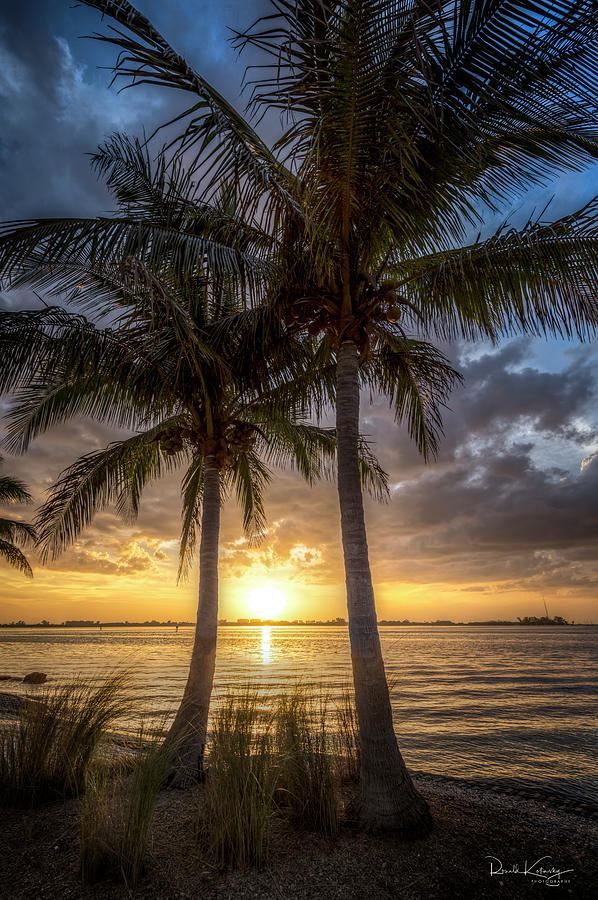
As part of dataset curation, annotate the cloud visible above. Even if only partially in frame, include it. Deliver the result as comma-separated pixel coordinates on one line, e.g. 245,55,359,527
457,340,598,446
220,514,333,585
47,536,170,577
362,346,598,598
0,0,275,221
2,337,597,618
581,451,598,472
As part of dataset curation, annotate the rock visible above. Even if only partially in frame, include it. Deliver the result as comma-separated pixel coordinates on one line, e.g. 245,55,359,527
22,672,47,684
0,675,18,681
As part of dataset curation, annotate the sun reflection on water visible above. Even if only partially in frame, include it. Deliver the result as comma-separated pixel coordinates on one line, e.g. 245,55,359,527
261,625,272,664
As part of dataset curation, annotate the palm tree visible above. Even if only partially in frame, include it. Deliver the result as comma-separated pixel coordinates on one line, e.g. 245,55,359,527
8,317,347,783
4,0,598,834
0,138,458,803
45,0,598,835
0,274,349,785
0,458,36,576
0,136,408,782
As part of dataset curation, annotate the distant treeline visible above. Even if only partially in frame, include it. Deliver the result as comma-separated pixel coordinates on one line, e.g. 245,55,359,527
0,615,581,628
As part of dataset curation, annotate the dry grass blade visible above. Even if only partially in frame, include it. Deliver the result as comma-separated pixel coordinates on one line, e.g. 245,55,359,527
334,687,360,784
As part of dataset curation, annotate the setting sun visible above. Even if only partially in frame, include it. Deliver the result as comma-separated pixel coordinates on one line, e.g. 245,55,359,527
248,585,286,619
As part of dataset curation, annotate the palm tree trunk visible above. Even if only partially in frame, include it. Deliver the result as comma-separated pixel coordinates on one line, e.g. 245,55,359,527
336,340,432,835
167,455,221,785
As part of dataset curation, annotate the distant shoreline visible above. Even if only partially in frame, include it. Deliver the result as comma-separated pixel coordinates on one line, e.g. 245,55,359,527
1,618,593,628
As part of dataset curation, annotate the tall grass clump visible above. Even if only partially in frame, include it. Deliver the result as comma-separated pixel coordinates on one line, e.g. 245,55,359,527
334,688,360,783
204,689,276,869
80,719,172,887
274,685,339,837
0,672,131,807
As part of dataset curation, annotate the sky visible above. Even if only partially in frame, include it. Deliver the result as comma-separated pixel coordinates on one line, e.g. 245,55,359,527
0,0,597,625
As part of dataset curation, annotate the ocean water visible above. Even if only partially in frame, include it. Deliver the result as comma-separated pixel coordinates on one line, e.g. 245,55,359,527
1,625,596,805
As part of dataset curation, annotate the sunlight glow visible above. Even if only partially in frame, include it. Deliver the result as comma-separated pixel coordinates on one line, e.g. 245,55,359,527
248,585,285,619
261,626,272,664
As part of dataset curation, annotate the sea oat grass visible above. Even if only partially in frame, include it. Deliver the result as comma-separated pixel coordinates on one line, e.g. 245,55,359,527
0,672,131,807
334,687,360,783
203,689,277,869
80,720,172,887
274,685,339,837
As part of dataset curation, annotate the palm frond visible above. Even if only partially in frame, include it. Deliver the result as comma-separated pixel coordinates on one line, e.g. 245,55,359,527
227,451,271,544
0,538,33,577
256,420,336,484
0,457,36,575
356,435,390,503
92,133,276,255
0,472,33,506
0,216,268,300
0,517,37,546
36,423,186,561
364,333,462,460
79,0,298,219
398,200,598,341
0,306,108,395
178,455,204,580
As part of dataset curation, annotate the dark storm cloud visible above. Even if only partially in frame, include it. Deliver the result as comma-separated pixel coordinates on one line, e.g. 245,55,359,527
397,451,598,550
362,341,598,594
362,339,598,481
457,340,598,445
0,0,269,220
2,1,134,217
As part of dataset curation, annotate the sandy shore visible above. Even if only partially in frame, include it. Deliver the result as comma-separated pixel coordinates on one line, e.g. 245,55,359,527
1,776,596,899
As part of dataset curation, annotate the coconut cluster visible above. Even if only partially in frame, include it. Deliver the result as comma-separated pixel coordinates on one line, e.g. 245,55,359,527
282,277,406,349
156,419,257,470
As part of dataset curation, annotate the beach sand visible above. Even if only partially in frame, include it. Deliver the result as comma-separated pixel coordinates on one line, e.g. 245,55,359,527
1,776,595,899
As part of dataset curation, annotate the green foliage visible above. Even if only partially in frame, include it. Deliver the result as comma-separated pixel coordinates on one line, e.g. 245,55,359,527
203,690,277,869
274,686,339,837
0,134,392,573
80,720,173,887
0,673,131,807
34,425,183,563
2,2,597,472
